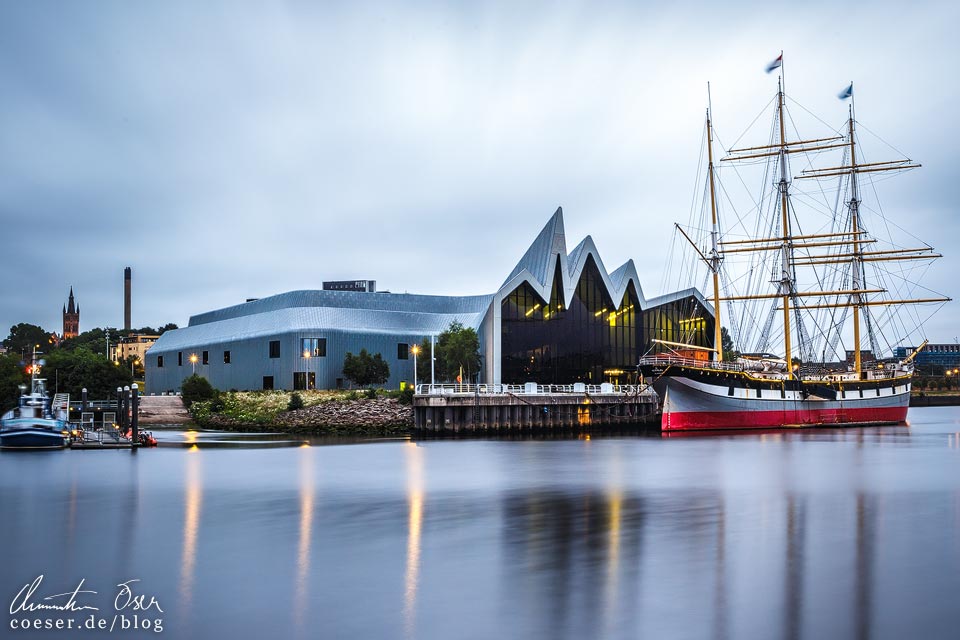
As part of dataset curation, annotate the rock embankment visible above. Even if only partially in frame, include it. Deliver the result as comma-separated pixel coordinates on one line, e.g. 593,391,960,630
139,395,192,425
200,397,413,435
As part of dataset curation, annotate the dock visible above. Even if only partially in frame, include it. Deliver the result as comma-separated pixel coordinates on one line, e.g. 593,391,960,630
413,383,659,433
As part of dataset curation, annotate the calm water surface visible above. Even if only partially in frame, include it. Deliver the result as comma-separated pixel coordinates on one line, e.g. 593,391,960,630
3,408,960,639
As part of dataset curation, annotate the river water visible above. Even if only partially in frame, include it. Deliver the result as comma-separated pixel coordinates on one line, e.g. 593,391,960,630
2,407,960,639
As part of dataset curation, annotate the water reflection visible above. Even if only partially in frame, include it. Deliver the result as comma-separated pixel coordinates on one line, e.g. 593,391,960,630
501,489,647,639
784,496,806,640
179,448,203,622
855,494,874,640
713,497,728,640
3,416,960,639
404,442,424,638
294,445,314,636
601,448,622,639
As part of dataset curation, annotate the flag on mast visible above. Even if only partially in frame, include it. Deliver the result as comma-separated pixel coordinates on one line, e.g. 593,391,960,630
838,83,854,100
765,54,783,73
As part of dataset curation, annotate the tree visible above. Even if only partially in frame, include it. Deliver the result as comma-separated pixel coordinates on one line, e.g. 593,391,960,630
0,353,29,413
342,349,390,388
59,327,113,356
41,348,133,400
720,326,739,361
416,321,482,383
3,323,53,359
181,374,217,407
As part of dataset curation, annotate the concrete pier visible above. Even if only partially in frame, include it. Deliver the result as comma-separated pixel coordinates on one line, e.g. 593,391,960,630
413,383,658,433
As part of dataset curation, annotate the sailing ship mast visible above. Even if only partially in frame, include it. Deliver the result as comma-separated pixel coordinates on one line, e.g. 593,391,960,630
776,78,794,372
848,100,865,377
706,106,723,362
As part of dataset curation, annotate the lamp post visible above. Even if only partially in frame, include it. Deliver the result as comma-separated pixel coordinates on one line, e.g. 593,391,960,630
189,353,198,374
411,344,420,393
430,334,435,392
303,349,311,390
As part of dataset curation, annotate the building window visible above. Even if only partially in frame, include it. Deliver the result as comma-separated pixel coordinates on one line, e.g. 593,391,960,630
263,376,274,390
301,338,326,357
157,355,164,368
178,352,183,366
223,350,231,364
293,372,317,391
269,340,280,359
202,350,209,365
398,343,409,360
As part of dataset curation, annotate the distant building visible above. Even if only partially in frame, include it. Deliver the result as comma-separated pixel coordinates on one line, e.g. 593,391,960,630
62,287,80,339
893,343,960,368
323,280,377,293
112,333,159,366
146,209,714,392
845,349,876,365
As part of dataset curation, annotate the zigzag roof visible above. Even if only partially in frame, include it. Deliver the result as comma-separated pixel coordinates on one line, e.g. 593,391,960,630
498,207,713,316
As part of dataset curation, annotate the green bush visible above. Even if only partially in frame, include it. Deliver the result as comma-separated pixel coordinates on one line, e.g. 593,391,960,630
397,386,414,405
346,390,361,401
364,387,378,399
181,374,217,407
288,392,305,411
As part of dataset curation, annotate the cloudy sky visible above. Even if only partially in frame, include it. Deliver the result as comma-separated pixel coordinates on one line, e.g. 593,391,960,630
2,0,957,345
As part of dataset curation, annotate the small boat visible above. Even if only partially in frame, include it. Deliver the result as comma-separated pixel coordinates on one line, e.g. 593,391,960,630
0,352,69,449
125,429,158,447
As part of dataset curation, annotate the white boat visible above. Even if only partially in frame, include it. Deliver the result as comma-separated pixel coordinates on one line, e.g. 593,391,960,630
0,352,69,449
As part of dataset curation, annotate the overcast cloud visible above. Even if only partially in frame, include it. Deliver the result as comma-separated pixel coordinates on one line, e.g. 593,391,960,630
1,0,957,343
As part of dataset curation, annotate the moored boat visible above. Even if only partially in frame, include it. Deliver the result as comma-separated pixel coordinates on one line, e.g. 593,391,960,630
0,352,69,449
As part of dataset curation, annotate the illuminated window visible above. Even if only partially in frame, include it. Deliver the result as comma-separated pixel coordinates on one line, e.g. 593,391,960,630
301,338,326,357
223,350,231,364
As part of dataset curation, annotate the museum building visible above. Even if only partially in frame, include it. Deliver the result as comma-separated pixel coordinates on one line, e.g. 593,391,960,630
145,208,713,392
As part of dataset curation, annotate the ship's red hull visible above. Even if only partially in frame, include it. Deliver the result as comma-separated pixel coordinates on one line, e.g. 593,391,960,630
664,405,908,431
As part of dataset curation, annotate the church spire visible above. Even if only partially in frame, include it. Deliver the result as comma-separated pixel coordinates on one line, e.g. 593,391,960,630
63,287,80,339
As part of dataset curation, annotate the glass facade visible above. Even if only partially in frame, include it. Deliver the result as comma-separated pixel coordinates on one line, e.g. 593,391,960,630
642,296,712,355
501,256,713,384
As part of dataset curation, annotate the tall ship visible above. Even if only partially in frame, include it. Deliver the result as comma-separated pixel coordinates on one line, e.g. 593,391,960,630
639,63,950,431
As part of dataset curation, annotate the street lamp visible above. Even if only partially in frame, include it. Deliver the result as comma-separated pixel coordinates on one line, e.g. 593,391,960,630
189,353,198,374
303,349,311,390
411,344,420,392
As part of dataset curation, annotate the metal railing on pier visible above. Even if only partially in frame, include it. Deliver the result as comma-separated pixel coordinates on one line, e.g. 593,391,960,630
415,383,655,396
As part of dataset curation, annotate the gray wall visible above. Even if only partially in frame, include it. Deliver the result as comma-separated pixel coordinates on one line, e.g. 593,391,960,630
146,329,427,393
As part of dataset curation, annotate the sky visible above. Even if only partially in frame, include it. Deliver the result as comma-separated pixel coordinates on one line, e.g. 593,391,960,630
1,0,958,346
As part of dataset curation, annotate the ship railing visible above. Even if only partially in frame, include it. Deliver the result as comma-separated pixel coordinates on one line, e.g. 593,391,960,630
415,383,655,396
68,400,119,410
638,355,746,372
